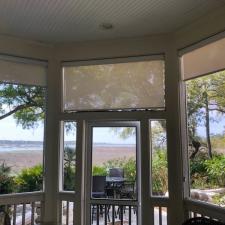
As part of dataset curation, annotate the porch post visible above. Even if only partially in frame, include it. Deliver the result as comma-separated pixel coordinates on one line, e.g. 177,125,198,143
165,38,185,225
43,58,61,225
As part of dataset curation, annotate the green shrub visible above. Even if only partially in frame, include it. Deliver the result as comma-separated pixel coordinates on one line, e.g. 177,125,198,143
123,158,136,181
92,166,107,176
204,154,225,186
15,164,43,192
152,150,168,194
64,166,75,191
0,163,15,194
190,153,225,189
63,146,76,191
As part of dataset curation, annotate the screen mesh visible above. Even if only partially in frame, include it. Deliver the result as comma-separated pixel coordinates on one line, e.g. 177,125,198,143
181,36,225,80
0,57,47,86
63,60,165,111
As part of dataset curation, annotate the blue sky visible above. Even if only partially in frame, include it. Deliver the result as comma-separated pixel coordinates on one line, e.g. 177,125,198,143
0,114,224,142
0,116,136,143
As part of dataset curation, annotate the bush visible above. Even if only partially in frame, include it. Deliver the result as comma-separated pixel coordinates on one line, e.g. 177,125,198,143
63,146,76,191
15,164,43,192
123,158,136,181
204,154,225,186
190,153,225,189
64,166,75,191
152,150,168,194
0,163,15,194
92,166,107,176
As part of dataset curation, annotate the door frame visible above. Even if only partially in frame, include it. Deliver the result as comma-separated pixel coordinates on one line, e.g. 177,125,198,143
83,120,141,225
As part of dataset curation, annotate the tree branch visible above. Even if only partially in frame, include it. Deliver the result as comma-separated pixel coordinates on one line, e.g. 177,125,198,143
0,104,35,120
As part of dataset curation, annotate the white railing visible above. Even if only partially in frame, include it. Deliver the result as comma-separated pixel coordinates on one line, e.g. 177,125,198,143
184,199,225,222
152,197,168,225
59,192,75,225
0,192,44,225
59,193,169,225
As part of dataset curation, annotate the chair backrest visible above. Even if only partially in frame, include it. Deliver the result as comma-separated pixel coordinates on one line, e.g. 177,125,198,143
109,168,124,178
92,175,106,192
182,217,224,225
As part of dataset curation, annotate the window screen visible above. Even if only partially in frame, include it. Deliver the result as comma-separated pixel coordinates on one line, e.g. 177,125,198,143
181,36,225,80
0,56,47,86
63,60,165,111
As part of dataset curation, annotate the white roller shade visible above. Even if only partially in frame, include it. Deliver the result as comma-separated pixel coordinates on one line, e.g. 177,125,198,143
0,56,47,86
63,60,165,111
181,36,225,80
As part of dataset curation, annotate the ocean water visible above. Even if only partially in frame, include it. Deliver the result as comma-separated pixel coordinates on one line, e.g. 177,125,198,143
0,143,43,151
0,142,135,152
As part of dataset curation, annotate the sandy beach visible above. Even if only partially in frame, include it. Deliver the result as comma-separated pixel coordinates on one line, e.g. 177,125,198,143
0,150,43,174
92,146,136,165
0,146,136,174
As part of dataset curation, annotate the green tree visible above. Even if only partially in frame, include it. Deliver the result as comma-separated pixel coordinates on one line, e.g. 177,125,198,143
186,71,225,158
63,147,76,190
0,83,45,128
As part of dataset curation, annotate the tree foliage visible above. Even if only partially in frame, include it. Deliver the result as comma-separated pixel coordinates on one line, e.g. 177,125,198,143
63,147,76,191
15,164,43,192
186,71,225,158
0,83,45,128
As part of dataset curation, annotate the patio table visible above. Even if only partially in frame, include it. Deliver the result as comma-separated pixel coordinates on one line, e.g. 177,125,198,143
106,177,126,198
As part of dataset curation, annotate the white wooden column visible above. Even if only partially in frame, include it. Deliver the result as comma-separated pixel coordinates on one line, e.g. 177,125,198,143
140,118,152,225
43,58,62,225
165,40,184,225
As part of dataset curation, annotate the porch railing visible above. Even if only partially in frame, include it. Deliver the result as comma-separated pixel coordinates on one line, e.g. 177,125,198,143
0,192,44,225
184,199,225,222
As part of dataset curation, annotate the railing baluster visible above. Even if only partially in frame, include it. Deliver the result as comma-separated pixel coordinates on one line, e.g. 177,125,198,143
129,205,132,225
66,201,69,225
31,202,35,225
73,202,75,225
112,205,115,225
159,206,162,225
104,204,107,225
22,203,26,225
97,205,100,225
40,201,44,224
120,205,123,225
13,204,17,225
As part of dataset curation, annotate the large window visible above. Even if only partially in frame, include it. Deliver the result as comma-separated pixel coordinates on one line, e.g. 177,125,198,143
60,57,167,225
0,56,47,194
181,37,225,208
63,59,165,111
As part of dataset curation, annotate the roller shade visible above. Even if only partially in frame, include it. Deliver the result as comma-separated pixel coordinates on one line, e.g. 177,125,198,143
63,60,165,111
181,36,225,80
0,56,47,86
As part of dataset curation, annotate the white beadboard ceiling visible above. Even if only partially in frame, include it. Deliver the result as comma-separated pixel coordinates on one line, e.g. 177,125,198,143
0,0,224,44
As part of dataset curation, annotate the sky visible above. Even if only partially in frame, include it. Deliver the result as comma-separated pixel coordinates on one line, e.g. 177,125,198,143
0,113,224,142
0,115,136,144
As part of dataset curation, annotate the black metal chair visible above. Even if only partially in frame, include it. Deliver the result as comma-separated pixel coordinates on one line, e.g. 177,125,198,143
108,168,124,197
119,181,136,199
92,175,107,198
91,176,110,223
118,181,137,216
182,217,224,225
109,168,124,178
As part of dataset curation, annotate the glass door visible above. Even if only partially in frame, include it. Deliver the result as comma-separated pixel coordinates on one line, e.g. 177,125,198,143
85,121,140,225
